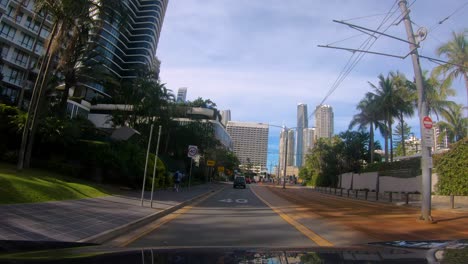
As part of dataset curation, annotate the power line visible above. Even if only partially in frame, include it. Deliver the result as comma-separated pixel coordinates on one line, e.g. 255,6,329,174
312,0,419,123
428,1,468,33
310,0,406,121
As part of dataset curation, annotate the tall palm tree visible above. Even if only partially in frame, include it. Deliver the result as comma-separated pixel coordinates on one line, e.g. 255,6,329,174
369,74,397,162
433,30,468,107
17,0,122,169
390,71,415,156
437,104,468,143
349,92,383,163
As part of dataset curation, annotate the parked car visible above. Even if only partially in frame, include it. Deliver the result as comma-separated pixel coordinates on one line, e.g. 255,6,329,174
233,176,246,189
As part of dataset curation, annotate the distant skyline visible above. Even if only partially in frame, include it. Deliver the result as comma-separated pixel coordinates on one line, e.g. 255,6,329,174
156,0,467,169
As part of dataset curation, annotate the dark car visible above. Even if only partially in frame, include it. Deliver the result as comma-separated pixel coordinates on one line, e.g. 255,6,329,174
233,176,246,189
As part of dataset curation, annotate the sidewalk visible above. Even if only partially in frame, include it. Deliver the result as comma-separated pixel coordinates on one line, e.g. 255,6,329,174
0,184,217,242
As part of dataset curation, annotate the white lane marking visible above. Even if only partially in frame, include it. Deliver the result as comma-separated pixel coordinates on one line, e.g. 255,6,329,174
218,198,248,204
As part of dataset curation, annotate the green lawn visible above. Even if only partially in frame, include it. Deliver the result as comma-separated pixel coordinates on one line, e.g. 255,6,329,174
0,163,110,204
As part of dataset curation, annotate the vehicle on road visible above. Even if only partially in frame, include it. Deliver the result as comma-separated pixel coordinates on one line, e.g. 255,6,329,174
233,176,246,189
245,177,251,184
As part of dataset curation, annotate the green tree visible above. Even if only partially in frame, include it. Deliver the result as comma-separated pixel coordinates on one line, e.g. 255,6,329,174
349,92,384,163
390,71,416,157
393,121,411,157
339,130,370,173
301,137,343,187
437,104,468,143
369,74,397,162
433,30,468,106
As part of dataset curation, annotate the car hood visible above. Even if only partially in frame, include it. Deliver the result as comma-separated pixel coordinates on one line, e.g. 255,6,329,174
0,240,467,263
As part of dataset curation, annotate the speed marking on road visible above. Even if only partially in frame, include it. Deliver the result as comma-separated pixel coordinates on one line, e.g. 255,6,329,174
218,198,248,204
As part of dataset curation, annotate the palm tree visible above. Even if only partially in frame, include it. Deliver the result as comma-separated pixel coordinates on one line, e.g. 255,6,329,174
349,92,383,163
17,0,122,169
437,104,468,144
390,71,416,156
433,30,468,107
369,74,398,162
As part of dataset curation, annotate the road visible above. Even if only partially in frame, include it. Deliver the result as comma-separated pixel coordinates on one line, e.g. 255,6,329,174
125,184,316,248
112,183,468,248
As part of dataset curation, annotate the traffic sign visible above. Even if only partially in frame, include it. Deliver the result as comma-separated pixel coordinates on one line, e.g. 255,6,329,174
423,116,433,129
217,166,224,173
187,145,198,158
207,160,215,167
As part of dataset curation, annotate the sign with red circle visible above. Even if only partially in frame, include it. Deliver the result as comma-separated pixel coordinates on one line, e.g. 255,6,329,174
423,116,433,129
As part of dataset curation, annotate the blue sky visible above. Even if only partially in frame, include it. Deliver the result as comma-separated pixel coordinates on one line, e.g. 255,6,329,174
156,0,467,170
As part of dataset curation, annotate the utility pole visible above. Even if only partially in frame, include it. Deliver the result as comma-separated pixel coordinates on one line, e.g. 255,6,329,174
398,0,432,222
282,127,288,189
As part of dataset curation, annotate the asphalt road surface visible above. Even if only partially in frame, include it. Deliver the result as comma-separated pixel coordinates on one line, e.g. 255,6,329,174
127,185,316,248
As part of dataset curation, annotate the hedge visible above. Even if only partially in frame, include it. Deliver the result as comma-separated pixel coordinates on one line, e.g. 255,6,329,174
434,138,467,195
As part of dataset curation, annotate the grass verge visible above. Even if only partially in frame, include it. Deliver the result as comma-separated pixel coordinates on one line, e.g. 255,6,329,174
0,163,109,204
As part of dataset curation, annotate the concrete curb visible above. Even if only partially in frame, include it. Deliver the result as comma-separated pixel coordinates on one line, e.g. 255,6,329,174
78,187,219,244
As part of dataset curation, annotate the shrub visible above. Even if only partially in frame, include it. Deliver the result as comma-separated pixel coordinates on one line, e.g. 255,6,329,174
434,138,468,195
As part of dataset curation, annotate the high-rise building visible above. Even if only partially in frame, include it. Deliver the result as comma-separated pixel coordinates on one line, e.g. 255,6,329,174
0,0,52,104
279,128,295,172
296,103,308,167
315,105,334,139
74,0,169,102
220,110,231,127
176,87,187,102
227,121,269,170
303,127,315,157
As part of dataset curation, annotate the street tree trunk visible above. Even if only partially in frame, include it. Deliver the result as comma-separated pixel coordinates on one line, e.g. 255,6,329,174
369,122,374,163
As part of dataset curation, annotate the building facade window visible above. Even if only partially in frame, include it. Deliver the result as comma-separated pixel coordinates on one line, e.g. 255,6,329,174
25,16,41,32
0,23,16,40
13,48,28,67
6,6,23,23
1,45,9,58
0,0,9,8
7,67,23,86
20,33,34,49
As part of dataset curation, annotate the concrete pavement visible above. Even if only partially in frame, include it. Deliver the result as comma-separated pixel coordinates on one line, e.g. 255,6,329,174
0,184,217,242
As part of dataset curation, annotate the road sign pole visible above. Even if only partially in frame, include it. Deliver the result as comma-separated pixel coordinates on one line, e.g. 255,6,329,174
140,124,154,206
283,127,288,189
189,158,193,190
150,125,162,208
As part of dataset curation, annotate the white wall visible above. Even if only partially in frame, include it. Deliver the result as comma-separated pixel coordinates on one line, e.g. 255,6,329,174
339,172,439,193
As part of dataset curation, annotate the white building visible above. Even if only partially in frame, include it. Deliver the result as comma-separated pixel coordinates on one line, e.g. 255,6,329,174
315,104,334,139
303,127,315,157
296,103,308,167
0,0,52,104
176,87,187,103
227,121,269,170
220,109,231,127
279,128,295,172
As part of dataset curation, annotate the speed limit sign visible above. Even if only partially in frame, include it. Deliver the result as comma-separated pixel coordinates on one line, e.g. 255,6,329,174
187,145,198,158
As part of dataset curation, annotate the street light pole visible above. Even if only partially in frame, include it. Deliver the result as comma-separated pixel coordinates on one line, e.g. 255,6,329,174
283,127,288,189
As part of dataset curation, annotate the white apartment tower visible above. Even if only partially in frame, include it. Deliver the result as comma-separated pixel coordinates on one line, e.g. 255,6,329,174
227,121,269,169
315,105,334,139
176,87,187,102
279,128,295,172
303,127,315,157
296,103,308,167
220,109,231,127
0,0,52,104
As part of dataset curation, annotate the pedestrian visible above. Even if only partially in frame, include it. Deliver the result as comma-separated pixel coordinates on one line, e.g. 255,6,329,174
173,171,181,192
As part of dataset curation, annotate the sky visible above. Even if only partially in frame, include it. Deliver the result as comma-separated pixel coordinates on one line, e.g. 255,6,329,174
155,0,467,170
